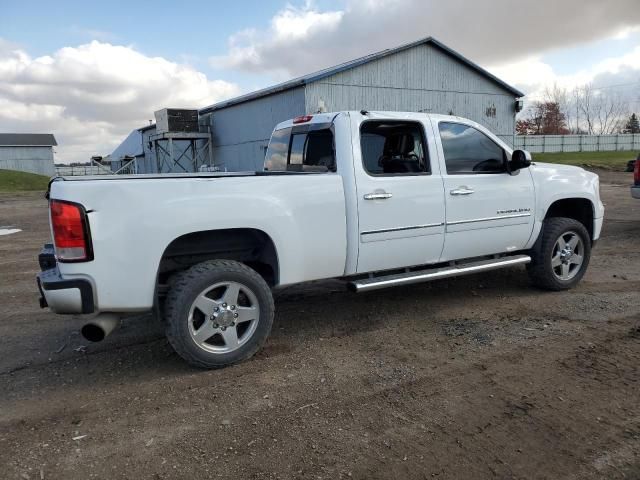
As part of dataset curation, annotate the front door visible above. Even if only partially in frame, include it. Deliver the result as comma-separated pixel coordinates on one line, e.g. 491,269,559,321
353,118,446,273
434,120,535,261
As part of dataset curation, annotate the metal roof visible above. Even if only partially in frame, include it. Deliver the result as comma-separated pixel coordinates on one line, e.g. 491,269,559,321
110,129,144,159
138,123,156,133
0,133,57,147
201,37,524,114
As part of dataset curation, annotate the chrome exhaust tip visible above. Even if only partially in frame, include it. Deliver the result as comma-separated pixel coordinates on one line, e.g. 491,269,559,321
81,313,121,342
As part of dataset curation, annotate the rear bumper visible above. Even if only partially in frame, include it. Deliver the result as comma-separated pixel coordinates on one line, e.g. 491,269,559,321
632,185,640,200
37,244,95,314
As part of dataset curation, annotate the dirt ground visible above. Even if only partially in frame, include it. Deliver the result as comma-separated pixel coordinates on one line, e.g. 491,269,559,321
1,171,639,480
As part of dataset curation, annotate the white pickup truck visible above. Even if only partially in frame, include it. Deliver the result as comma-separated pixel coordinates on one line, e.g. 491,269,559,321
38,111,604,368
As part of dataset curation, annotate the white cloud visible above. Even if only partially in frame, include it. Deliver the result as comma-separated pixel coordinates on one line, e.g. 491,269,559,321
595,45,640,78
271,3,343,41
611,26,640,40
0,40,240,163
215,0,640,78
217,2,344,78
488,46,640,103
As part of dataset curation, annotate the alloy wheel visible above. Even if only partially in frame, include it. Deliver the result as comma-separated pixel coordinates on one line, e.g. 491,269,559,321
187,281,260,354
551,231,584,281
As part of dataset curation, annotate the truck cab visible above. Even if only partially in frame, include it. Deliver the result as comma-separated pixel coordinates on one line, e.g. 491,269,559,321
265,112,600,276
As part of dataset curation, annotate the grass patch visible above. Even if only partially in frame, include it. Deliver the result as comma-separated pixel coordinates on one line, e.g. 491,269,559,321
0,169,50,192
532,151,636,171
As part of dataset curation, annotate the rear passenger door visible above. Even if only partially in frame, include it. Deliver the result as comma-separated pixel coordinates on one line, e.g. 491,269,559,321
353,118,446,273
434,120,535,261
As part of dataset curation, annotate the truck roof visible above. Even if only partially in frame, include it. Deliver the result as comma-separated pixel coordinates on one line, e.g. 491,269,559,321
273,111,468,131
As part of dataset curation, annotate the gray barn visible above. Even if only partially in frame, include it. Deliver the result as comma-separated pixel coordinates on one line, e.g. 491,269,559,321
109,125,159,174
0,133,57,176
200,36,524,171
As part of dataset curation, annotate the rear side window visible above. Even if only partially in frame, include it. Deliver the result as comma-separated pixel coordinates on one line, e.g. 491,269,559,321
360,121,429,175
438,122,506,174
264,127,335,172
264,127,291,171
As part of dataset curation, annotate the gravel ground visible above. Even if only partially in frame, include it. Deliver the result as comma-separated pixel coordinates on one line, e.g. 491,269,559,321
0,171,638,480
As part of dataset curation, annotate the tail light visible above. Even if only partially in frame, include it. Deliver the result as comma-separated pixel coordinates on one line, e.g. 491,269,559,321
634,160,640,185
50,199,93,262
293,115,313,124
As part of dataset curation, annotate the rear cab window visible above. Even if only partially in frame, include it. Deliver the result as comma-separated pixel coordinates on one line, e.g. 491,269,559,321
360,121,430,176
264,125,336,173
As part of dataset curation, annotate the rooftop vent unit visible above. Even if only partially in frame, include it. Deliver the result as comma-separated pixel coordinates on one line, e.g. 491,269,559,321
154,108,199,134
149,108,214,173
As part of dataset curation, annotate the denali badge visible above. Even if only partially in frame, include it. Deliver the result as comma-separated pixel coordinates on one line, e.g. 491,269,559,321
497,208,531,214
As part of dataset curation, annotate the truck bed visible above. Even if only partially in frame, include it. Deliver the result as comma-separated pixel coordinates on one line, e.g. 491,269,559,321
48,172,348,311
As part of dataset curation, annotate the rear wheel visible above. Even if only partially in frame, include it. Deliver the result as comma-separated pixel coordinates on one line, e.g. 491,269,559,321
164,260,274,368
527,217,591,290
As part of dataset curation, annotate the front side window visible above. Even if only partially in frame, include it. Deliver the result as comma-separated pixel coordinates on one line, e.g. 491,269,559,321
360,121,429,175
438,122,506,174
264,127,335,172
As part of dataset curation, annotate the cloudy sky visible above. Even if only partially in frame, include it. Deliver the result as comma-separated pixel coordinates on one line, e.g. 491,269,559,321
1,0,640,163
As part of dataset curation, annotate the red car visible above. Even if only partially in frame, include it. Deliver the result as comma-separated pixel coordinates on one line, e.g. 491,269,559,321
632,157,640,199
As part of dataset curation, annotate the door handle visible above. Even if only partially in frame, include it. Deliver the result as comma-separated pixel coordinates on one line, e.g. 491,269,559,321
364,192,393,200
450,187,474,196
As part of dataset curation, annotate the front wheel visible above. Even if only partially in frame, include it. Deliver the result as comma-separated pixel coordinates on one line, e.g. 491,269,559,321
527,217,592,291
164,260,274,368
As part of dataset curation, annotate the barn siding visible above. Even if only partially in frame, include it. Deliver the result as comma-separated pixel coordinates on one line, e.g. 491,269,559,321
140,128,158,174
206,87,306,171
0,146,55,176
211,141,270,172
305,43,516,143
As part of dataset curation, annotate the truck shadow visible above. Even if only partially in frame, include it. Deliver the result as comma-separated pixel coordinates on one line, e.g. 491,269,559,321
2,266,537,399
271,266,533,338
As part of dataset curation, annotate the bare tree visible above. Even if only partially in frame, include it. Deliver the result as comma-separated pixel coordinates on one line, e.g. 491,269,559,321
602,91,629,134
578,84,595,134
575,83,629,134
571,86,582,134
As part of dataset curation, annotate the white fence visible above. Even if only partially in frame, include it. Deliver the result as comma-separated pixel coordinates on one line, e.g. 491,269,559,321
55,165,113,176
514,134,640,153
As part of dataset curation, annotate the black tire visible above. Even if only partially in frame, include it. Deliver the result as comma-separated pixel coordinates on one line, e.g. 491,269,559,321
164,260,274,369
527,217,591,291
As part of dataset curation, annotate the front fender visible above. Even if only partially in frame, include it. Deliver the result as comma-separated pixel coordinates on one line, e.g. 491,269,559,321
526,163,603,248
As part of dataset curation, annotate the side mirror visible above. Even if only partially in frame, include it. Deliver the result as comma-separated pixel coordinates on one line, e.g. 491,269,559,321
508,149,532,173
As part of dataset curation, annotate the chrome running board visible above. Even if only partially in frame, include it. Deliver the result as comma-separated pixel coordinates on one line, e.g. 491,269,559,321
349,254,531,293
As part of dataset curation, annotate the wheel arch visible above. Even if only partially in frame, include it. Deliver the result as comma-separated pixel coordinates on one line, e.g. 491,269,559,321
157,228,280,287
543,197,595,241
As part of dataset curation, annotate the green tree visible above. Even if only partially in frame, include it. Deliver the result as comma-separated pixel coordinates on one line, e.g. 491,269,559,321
623,113,640,134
